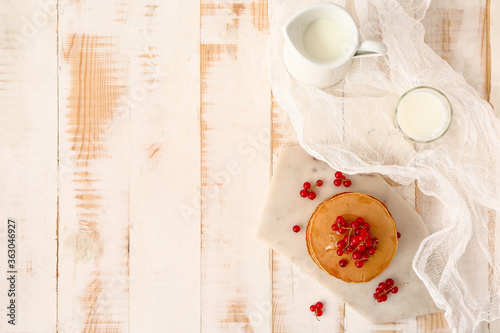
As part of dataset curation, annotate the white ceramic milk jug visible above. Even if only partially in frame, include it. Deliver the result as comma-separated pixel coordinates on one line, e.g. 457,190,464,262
283,2,387,88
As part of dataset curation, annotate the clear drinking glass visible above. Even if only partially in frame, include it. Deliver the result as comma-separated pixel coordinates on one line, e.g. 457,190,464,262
395,86,452,143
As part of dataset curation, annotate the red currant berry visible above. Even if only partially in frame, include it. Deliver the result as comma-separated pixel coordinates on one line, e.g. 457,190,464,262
365,239,373,248
316,180,323,187
359,229,369,236
386,278,394,286
355,261,364,268
316,309,323,316
373,293,379,299
358,234,367,242
362,252,369,259
333,179,341,186
332,224,339,231
310,305,316,312
335,171,343,179
315,302,323,309
356,217,364,223
368,248,376,255
338,227,346,234
343,235,349,243
364,222,371,229
351,221,359,228
344,179,352,187
336,216,345,223
303,182,311,190
336,249,344,256
300,190,308,198
376,287,384,293
357,245,366,252
352,251,362,260
339,260,347,267
390,286,399,294
336,240,346,249
378,282,387,289
308,192,316,200
397,232,401,239
377,294,388,302
292,225,300,233
345,246,354,252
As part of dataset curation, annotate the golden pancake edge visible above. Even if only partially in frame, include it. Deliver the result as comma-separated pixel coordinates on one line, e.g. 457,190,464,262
306,192,398,283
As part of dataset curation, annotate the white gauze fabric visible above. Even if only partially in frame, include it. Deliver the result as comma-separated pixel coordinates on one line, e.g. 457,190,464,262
267,0,500,331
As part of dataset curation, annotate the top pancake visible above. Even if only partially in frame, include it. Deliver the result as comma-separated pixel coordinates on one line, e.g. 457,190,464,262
306,192,397,283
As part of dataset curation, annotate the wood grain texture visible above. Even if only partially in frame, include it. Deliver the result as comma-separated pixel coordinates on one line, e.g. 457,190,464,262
0,0,496,332
128,0,201,331
58,31,129,333
57,1,131,329
422,2,489,99
0,1,58,332
200,1,271,331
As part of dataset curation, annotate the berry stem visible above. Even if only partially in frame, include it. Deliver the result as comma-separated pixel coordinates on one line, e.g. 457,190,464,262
355,240,366,251
377,282,409,297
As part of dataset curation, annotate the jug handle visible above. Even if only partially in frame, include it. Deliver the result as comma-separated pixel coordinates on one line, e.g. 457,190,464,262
353,40,388,58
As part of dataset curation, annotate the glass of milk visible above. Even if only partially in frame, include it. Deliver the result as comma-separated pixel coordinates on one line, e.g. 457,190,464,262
395,86,452,143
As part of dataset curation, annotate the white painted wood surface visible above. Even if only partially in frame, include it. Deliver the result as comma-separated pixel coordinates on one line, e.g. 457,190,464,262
0,0,497,332
0,0,58,332
128,1,200,332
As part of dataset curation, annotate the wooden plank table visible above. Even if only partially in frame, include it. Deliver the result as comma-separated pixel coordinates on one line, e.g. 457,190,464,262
0,0,498,332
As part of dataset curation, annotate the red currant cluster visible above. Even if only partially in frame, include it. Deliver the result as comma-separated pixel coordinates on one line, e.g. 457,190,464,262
332,216,379,268
373,279,407,303
309,301,323,320
333,171,351,187
299,180,323,200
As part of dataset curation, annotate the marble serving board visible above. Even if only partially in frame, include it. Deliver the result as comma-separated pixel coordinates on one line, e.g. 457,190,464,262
258,146,439,324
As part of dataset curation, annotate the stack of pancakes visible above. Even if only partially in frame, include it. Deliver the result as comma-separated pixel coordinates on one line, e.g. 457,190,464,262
306,192,398,283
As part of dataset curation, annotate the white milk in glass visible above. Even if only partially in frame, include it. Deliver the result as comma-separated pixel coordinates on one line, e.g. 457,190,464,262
303,18,353,61
395,87,452,142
